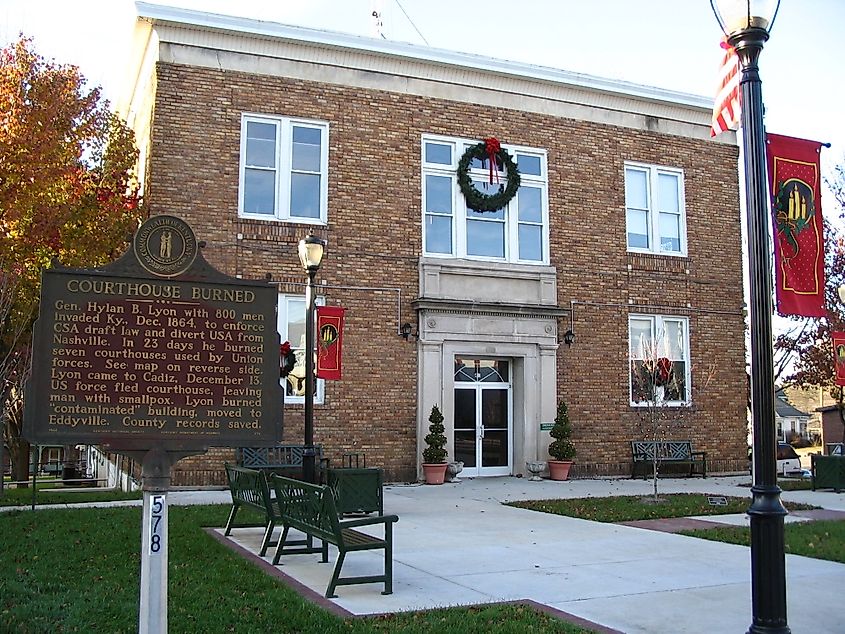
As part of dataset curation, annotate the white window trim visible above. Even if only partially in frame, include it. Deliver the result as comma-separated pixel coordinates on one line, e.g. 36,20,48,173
278,294,325,405
421,134,549,265
628,314,691,407
624,161,687,257
239,113,329,225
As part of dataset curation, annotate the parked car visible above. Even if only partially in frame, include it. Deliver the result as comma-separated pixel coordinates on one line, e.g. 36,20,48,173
748,443,802,475
776,443,802,475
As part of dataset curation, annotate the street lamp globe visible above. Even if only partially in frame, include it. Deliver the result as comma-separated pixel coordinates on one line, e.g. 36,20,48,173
298,234,326,271
711,0,780,37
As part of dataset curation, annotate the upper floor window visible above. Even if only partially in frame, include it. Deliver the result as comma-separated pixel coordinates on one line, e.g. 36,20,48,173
422,136,548,264
629,314,690,406
278,294,324,404
239,114,328,224
625,162,686,256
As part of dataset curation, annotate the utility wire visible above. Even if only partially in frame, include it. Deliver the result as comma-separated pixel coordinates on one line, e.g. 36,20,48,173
393,0,429,45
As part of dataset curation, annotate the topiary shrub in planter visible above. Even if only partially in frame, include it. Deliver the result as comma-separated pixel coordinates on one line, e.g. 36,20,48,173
422,405,448,484
548,400,576,480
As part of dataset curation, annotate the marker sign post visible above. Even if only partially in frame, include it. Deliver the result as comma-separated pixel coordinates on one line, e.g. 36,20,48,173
24,215,283,633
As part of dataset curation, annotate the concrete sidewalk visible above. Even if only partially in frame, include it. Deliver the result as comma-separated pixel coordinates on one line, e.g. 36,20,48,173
214,475,845,633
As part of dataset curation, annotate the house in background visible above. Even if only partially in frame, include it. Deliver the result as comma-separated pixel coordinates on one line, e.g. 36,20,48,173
779,384,829,444
774,389,811,444
110,3,749,484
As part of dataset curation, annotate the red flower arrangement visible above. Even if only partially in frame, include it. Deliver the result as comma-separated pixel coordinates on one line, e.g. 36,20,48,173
653,357,672,387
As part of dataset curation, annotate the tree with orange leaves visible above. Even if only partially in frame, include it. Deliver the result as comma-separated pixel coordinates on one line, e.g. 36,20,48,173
0,37,144,485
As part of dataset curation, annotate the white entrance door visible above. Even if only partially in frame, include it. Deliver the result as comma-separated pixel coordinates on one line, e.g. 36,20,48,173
453,358,512,477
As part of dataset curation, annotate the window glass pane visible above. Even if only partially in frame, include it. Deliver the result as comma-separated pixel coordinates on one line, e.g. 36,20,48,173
665,360,687,401
425,215,452,254
662,320,685,359
518,187,542,223
467,148,502,172
425,175,452,214
627,209,649,249
518,224,542,261
292,126,322,172
244,169,275,214
516,154,541,176
246,122,276,168
467,219,505,257
629,318,652,358
658,172,680,213
658,212,681,252
425,142,452,165
625,168,648,209
290,173,321,218
467,179,505,218
286,299,306,349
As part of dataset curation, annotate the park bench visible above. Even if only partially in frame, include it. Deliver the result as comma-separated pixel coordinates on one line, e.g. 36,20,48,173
236,444,324,477
223,464,282,557
630,440,707,479
270,474,399,598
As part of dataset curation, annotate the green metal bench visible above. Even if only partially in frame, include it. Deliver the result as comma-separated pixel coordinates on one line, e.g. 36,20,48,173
223,464,281,557
270,474,399,598
630,440,707,479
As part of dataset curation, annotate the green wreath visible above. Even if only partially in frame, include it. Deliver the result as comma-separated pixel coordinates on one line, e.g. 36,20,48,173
457,138,521,212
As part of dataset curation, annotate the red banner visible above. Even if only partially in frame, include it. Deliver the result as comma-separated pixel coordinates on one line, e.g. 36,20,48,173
316,306,345,380
833,332,845,387
767,133,826,317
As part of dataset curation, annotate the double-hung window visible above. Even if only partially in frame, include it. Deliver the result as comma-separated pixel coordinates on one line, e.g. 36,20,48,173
278,294,324,404
239,114,328,223
629,314,690,406
625,162,686,255
422,136,548,264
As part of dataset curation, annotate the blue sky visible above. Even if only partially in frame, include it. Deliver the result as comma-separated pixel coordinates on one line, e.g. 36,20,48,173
1,0,842,164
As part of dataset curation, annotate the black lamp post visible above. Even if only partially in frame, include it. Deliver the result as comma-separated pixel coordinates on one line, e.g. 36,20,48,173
710,1,788,632
298,234,326,484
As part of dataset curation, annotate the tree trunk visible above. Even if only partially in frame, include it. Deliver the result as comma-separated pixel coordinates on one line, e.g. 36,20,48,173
8,436,30,487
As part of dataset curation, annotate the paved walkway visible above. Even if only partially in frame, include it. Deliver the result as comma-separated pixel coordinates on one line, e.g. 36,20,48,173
7,475,845,632
211,475,845,633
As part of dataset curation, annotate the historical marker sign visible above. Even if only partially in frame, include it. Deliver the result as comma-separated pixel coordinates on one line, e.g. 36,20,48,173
24,215,283,450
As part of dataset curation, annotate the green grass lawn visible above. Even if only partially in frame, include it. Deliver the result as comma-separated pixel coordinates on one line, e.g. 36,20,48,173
680,519,845,564
0,504,593,634
0,485,142,507
507,492,817,523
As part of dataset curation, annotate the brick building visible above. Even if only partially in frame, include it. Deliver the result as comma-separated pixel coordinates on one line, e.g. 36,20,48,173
120,3,748,484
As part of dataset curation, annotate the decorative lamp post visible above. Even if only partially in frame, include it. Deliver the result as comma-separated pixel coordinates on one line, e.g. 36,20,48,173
298,234,326,484
710,2,788,633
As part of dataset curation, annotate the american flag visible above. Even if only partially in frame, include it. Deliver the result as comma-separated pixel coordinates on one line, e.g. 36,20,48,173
710,39,740,137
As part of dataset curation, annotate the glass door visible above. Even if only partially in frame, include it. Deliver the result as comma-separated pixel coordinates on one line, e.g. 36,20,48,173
453,358,512,477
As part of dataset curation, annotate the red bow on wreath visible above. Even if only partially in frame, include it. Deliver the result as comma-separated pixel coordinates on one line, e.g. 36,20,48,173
280,341,295,378
484,137,501,185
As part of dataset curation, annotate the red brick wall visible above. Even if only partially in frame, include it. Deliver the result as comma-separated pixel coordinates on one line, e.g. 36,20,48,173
146,62,747,483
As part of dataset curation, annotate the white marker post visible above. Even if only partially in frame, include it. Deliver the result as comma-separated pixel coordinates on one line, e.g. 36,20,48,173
132,448,198,634
140,491,168,633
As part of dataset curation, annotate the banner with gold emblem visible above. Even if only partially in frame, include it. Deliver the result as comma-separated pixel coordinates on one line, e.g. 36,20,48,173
833,332,845,387
316,306,345,380
766,133,826,317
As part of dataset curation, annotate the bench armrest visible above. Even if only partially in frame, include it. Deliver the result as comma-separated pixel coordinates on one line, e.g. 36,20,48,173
339,514,399,529
691,451,707,459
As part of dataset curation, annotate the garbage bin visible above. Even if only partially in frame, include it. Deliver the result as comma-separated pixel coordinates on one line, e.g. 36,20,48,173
326,467,383,516
62,464,79,484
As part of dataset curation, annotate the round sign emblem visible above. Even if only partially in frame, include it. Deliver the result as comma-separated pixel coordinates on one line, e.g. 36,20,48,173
133,215,198,278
